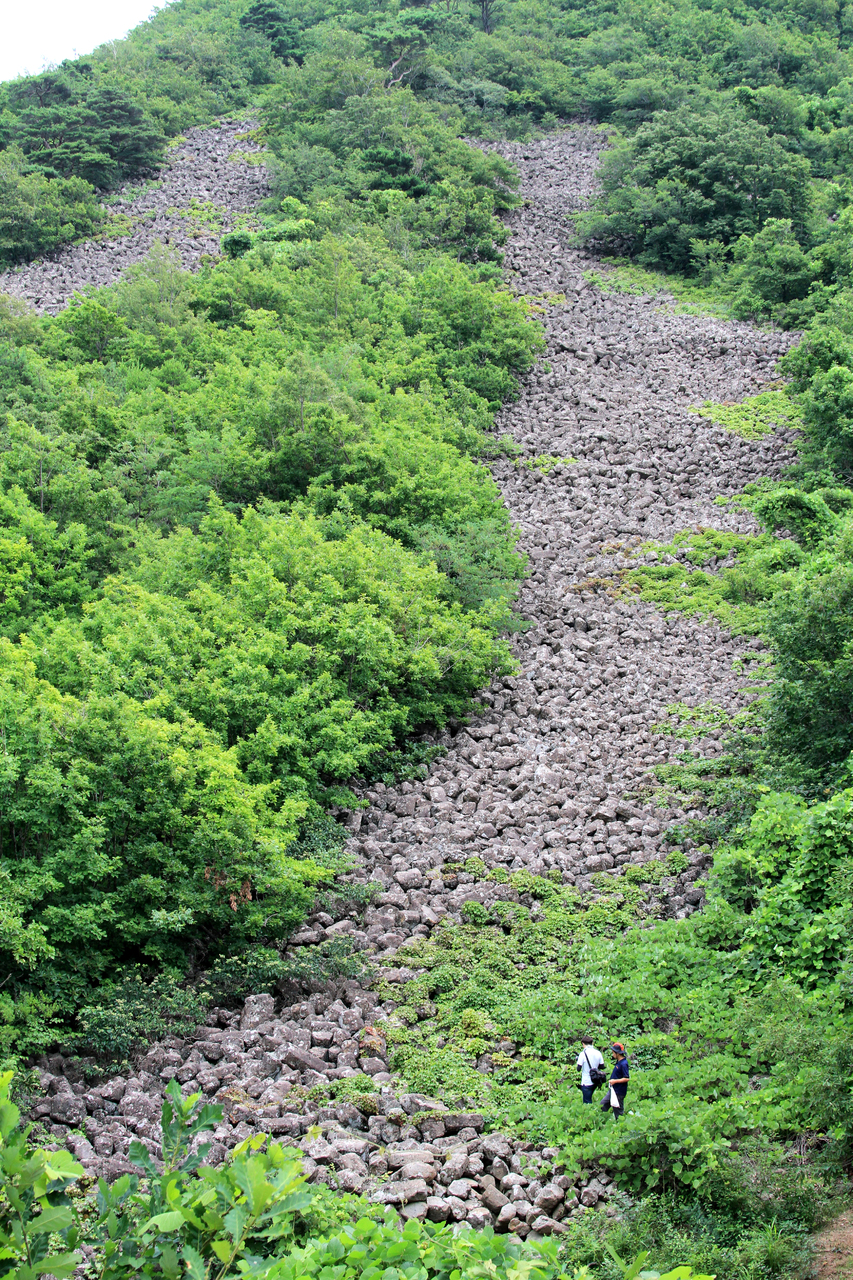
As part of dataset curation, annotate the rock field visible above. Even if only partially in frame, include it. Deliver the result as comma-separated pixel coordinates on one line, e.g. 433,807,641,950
21,125,798,1237
0,120,269,314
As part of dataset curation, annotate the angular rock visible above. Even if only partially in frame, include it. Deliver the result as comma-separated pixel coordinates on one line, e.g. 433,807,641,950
336,1169,366,1192
426,1195,452,1223
375,1178,429,1205
446,1195,469,1222
240,995,275,1030
118,1093,158,1124
442,1112,485,1133
481,1185,510,1214
49,1097,86,1126
420,1118,446,1141
400,1201,428,1221
447,1178,477,1199
267,1115,303,1138
535,1184,564,1213
386,1148,435,1170
440,1152,469,1182
302,1138,335,1164
530,1215,567,1236
281,1047,330,1075
397,1161,437,1183
482,1133,513,1163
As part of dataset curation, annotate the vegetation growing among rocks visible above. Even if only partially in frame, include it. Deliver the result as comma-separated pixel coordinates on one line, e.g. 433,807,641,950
1,0,853,1278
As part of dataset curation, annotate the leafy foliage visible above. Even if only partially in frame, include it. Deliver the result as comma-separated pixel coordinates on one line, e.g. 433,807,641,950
766,566,853,775
578,109,810,273
622,493,853,784
0,12,554,1054
0,1070,83,1280
0,1072,716,1280
382,784,852,1206
0,147,105,266
689,388,802,441
0,74,165,188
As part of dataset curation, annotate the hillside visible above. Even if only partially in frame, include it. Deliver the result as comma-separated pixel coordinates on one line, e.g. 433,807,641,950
1,2,852,1279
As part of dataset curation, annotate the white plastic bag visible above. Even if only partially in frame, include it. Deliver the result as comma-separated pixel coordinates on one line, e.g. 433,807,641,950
609,1086,620,1110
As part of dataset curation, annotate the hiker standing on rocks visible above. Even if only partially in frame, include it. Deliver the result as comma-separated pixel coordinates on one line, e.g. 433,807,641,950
603,1042,630,1120
576,1036,605,1103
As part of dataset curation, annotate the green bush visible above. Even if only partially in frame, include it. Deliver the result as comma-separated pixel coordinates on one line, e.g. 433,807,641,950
0,498,515,1045
0,147,104,266
622,509,853,783
766,567,853,776
577,109,810,274
725,219,814,322
75,969,208,1063
0,115,541,1048
0,76,164,189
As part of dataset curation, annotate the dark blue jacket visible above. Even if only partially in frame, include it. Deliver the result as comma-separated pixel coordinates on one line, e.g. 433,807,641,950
610,1058,629,1101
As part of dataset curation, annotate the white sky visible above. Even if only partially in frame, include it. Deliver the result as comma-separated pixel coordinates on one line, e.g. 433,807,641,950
1,0,170,83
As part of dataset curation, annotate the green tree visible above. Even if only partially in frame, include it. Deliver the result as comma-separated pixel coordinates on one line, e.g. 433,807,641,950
239,0,306,63
766,566,853,776
726,219,815,321
0,147,103,266
579,108,811,272
2,78,164,188
57,297,128,362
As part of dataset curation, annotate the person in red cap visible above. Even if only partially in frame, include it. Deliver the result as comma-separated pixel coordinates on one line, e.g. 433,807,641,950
605,1042,629,1119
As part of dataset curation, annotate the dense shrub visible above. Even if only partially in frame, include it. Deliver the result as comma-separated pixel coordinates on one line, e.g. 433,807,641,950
766,567,853,776
0,117,542,1047
0,84,541,1046
622,504,853,784
0,148,104,266
578,109,810,273
0,76,165,188
0,502,514,1037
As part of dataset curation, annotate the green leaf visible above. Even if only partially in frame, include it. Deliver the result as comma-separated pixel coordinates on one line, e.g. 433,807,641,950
181,1244,207,1280
143,1210,187,1234
27,1205,74,1236
211,1239,233,1263
32,1251,83,1278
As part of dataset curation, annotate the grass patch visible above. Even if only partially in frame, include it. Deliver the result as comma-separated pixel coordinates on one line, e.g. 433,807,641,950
619,530,767,634
619,528,805,634
520,453,577,474
584,262,734,318
689,386,803,440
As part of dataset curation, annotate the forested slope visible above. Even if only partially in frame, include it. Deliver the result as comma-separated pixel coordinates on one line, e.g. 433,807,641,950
0,1,852,1278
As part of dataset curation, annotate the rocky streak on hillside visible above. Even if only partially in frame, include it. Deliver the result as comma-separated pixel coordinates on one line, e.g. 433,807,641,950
0,120,269,314
26,127,798,1237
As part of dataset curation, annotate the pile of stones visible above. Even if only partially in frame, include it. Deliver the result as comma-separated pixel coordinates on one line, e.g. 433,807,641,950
0,119,269,315
19,127,803,1233
34,993,613,1239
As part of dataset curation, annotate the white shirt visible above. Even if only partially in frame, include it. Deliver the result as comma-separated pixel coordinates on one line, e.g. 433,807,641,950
577,1045,604,1086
